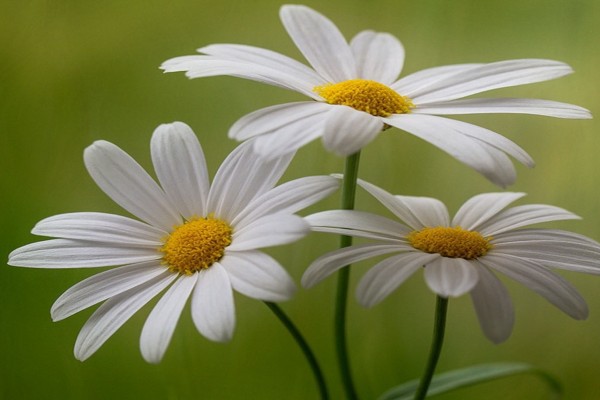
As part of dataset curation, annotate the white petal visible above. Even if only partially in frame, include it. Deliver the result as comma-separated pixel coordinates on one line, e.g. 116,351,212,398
491,229,600,274
251,121,326,158
162,56,320,99
220,251,296,302
8,239,159,268
350,30,404,84
74,271,177,361
52,261,166,321
302,244,404,288
229,102,331,158
191,263,235,342
84,140,181,231
452,192,526,230
479,204,580,236
199,43,326,87
306,210,412,241
414,98,592,119
32,212,166,246
357,252,437,307
229,214,309,251
151,122,210,219
321,106,384,156
408,115,534,168
410,59,574,104
356,178,450,229
392,195,450,228
229,101,330,141
481,254,588,319
280,5,356,82
232,175,340,230
391,63,483,95
384,114,518,187
424,257,479,297
140,274,197,363
207,140,294,221
469,262,514,343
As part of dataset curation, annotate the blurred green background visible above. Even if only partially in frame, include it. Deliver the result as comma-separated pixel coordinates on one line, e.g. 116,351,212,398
1,0,599,399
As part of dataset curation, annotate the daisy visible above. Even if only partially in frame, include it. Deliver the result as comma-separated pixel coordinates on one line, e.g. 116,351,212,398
302,179,600,342
161,4,591,187
8,121,339,363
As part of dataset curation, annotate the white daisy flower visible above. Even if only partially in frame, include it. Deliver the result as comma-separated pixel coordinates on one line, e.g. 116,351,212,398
302,179,600,343
161,4,591,187
8,122,339,363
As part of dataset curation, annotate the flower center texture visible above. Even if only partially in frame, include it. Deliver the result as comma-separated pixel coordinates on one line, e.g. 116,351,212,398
161,216,233,275
314,79,413,117
407,226,492,260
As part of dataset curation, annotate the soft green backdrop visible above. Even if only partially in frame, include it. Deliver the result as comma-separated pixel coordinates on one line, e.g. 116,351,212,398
1,0,599,399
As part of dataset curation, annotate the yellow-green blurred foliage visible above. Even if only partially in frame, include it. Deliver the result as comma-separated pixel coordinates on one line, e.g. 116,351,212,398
1,0,599,399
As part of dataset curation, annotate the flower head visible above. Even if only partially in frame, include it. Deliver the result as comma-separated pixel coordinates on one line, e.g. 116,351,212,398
302,179,600,343
161,4,591,187
8,122,339,363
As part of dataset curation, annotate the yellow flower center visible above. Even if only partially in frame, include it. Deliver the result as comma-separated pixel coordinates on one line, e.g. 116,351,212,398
314,79,413,117
160,216,233,275
407,226,492,260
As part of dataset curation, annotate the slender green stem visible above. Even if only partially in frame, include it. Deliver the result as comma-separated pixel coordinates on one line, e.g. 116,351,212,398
413,295,449,400
336,152,361,400
264,302,329,400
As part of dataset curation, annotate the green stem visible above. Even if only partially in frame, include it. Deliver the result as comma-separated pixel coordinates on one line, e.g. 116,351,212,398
336,152,361,400
413,295,449,400
264,302,329,400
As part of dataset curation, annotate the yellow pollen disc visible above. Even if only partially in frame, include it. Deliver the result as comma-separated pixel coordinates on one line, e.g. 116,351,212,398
160,216,233,275
314,79,413,117
407,226,492,260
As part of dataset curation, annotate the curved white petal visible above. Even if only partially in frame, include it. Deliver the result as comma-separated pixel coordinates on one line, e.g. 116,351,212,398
229,214,309,251
391,64,483,95
384,114,518,187
280,5,356,82
392,195,451,228
302,244,404,288
8,239,159,268
191,263,235,342
424,257,479,297
251,121,326,158
350,30,404,84
356,178,450,229
410,59,574,104
491,229,600,274
151,122,210,219
493,229,600,246
207,140,294,221
140,273,197,363
414,98,592,119
469,262,514,343
51,261,166,321
232,175,340,229
32,212,166,246
357,252,437,307
162,56,320,99
229,101,330,141
481,254,588,319
306,210,411,240
391,113,534,167
479,204,580,236
199,43,325,86
74,271,177,361
452,192,526,230
321,106,384,156
220,251,296,302
84,140,181,231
